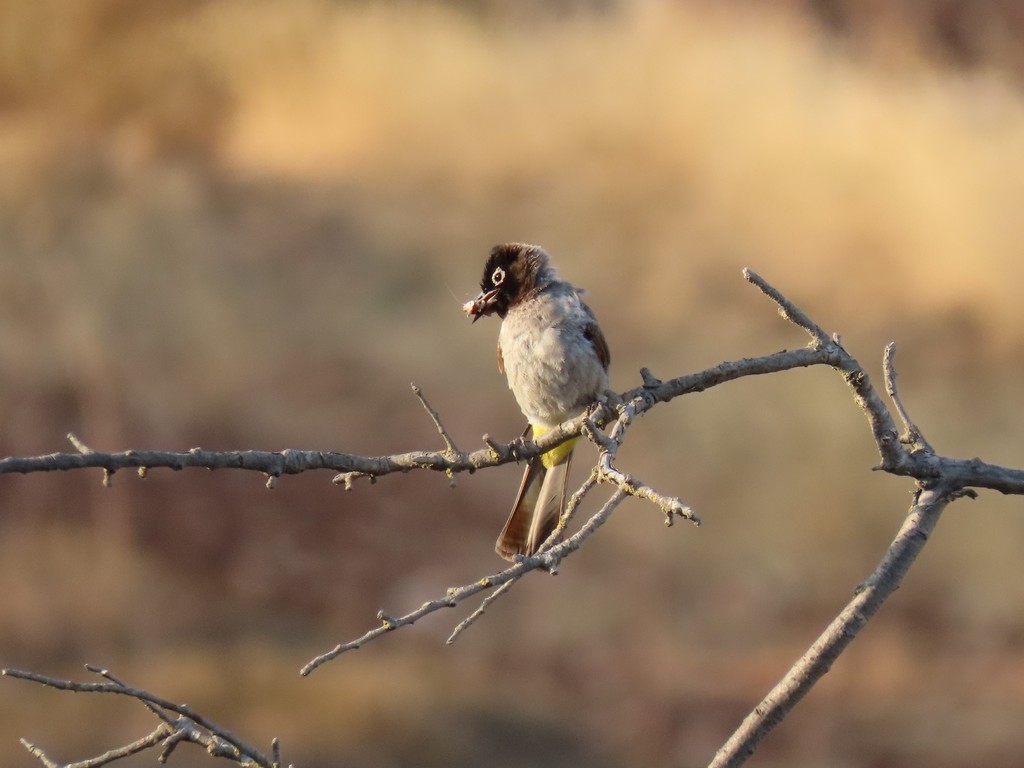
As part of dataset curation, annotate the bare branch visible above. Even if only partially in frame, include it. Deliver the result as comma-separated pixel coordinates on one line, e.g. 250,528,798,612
301,487,629,676
742,268,831,344
0,350,845,487
706,276,1002,767
587,403,699,526
2,667,279,768
883,342,934,453
552,469,599,538
709,481,967,767
737,273,1024,495
411,382,461,460
446,580,516,644
0,271,1014,506
311,468,615,665
21,726,172,768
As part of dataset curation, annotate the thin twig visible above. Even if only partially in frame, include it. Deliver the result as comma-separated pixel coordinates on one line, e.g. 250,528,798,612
528,469,602,576
67,433,94,454
446,581,516,644
317,469,602,659
302,488,629,676
86,665,169,723
21,726,172,768
588,402,699,526
411,382,461,462
549,470,600,543
883,342,934,452
742,268,831,344
3,668,276,768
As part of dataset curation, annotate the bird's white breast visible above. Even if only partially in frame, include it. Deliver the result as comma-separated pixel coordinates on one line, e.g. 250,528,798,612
498,285,608,429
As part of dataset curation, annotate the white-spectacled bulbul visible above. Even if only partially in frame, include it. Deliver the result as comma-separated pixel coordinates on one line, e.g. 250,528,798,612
464,243,610,561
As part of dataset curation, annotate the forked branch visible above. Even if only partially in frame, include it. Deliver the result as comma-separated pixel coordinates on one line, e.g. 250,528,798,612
2,666,285,768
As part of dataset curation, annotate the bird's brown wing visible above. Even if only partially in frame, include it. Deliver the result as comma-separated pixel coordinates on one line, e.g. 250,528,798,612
583,319,611,371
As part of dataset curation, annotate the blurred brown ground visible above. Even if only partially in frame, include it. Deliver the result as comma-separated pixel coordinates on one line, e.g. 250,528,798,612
1,1,1024,766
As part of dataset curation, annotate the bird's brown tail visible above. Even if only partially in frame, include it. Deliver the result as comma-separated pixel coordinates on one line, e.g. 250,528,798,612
495,449,572,561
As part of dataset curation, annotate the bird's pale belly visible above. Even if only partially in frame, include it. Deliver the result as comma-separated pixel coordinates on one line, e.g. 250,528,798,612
501,325,607,429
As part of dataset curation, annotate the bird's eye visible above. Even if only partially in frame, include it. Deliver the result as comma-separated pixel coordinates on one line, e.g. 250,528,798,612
491,267,506,287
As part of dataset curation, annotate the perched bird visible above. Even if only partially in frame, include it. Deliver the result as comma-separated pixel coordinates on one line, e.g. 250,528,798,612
464,243,610,560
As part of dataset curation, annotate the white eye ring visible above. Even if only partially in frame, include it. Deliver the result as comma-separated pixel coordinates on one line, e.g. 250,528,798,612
491,266,506,287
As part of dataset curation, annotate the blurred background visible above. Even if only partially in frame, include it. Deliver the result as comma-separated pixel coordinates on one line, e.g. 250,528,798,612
1,0,1023,766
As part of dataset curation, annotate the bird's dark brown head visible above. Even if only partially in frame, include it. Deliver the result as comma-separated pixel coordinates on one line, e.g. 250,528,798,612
463,243,552,321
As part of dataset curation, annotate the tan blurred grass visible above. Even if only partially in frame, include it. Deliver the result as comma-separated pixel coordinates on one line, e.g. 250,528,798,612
1,2,1024,767
207,1,1024,332
3,1,1023,336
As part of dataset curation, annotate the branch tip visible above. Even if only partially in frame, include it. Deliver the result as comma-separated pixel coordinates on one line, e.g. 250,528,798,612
665,505,701,527
412,382,461,455
882,341,933,452
332,471,365,489
481,433,503,460
640,367,662,387
67,432,94,454
742,268,830,343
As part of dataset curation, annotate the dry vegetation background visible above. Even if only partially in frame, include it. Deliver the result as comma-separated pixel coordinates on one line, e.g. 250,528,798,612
1,1,1023,766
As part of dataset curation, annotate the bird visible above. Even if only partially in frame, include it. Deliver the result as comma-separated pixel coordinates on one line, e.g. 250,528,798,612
464,243,610,561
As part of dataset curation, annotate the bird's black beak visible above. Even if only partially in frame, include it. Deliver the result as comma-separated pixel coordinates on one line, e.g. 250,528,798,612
463,288,500,323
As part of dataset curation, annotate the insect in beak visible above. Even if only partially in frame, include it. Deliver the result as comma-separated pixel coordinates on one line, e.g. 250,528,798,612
463,288,500,322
